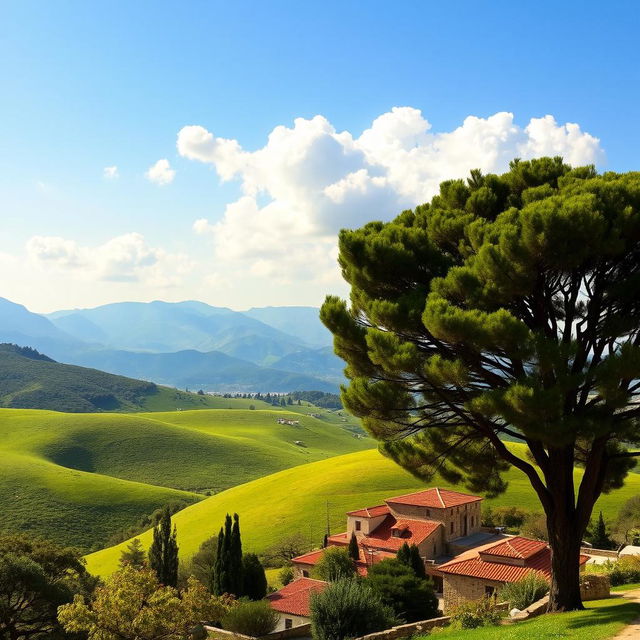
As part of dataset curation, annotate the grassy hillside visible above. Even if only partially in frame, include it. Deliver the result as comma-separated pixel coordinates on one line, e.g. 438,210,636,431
0,343,157,412
85,446,640,577
0,449,200,551
0,405,370,549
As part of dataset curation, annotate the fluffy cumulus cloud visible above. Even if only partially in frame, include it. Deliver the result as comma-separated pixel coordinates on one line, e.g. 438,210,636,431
26,233,193,286
145,158,176,185
103,165,119,179
179,107,603,288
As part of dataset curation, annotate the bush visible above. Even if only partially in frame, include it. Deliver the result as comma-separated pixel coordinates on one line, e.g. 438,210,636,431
450,598,503,629
498,573,549,610
367,559,439,622
242,553,268,600
312,547,356,582
596,555,640,586
310,579,396,640
279,565,294,586
222,599,279,636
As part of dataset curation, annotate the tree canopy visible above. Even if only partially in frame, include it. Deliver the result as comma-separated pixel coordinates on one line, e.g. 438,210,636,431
321,157,640,611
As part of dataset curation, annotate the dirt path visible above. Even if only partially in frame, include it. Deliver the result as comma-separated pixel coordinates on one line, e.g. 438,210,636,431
612,589,640,639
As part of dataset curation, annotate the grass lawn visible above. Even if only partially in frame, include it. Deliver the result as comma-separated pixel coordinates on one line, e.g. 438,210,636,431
423,596,640,639
86,446,640,577
612,583,640,592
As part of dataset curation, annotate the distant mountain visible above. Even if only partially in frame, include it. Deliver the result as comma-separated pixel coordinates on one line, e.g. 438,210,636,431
0,343,157,412
244,306,332,348
272,346,345,381
47,301,306,365
66,347,338,393
0,297,343,392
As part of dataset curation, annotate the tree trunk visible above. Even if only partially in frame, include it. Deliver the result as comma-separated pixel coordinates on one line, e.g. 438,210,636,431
547,532,584,611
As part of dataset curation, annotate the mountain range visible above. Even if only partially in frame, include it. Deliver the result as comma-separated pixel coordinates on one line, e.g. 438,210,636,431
0,297,342,392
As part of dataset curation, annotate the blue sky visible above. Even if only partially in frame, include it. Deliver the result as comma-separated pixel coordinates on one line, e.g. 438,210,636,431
1,1,638,312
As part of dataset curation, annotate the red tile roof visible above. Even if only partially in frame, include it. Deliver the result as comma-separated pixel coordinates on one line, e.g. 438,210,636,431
480,536,548,560
347,504,390,518
438,536,590,583
267,578,328,617
386,488,482,509
291,549,326,566
359,515,441,552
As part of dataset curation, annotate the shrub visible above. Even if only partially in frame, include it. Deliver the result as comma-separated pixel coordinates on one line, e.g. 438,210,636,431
367,559,439,622
596,555,640,586
312,547,356,582
279,565,294,586
242,553,268,600
498,573,549,610
449,598,503,629
221,599,279,636
310,579,396,640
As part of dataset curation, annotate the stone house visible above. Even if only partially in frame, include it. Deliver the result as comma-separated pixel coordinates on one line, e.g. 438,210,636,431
292,487,485,585
266,577,327,631
437,535,590,611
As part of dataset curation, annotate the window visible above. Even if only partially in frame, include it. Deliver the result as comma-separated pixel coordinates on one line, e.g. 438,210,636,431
392,529,400,538
285,619,293,630
471,516,474,527
302,570,309,578
450,521,454,533
426,509,431,517
485,586,496,598
355,520,361,531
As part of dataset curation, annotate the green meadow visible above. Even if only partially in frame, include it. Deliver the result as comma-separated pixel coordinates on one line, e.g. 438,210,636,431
86,445,640,577
0,405,371,550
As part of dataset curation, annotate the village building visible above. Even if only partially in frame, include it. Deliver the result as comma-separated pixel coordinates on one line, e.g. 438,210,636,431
266,577,327,631
437,535,589,611
289,487,593,612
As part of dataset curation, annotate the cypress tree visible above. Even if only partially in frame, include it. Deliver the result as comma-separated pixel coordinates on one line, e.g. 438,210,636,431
212,527,225,595
230,513,243,596
590,511,613,550
396,542,411,567
242,553,268,600
348,531,360,561
148,507,179,587
408,544,426,579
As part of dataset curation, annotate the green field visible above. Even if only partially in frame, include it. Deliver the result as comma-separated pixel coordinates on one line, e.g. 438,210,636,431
0,405,370,550
85,446,640,577
419,596,640,639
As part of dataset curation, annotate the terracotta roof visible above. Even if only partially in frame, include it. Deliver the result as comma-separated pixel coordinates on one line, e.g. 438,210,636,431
267,578,327,617
326,532,350,546
347,504,390,518
480,536,548,560
291,549,326,566
386,488,482,509
359,515,441,552
438,536,590,583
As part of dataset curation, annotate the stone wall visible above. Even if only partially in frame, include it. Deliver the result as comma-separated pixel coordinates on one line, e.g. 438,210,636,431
580,574,610,600
205,624,312,640
442,574,503,612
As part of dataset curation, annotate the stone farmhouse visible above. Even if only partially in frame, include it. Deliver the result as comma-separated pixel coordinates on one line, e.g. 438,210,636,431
288,487,590,613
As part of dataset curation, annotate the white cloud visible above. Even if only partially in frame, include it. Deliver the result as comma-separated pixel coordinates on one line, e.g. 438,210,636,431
103,165,119,179
145,158,175,186
179,108,603,290
26,232,193,286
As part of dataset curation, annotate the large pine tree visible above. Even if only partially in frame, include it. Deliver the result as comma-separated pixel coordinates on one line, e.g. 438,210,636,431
321,157,640,611
148,507,179,587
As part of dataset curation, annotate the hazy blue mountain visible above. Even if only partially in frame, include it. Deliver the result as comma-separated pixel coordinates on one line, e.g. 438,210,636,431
272,346,344,382
67,347,337,392
47,301,305,361
0,297,83,356
243,306,332,348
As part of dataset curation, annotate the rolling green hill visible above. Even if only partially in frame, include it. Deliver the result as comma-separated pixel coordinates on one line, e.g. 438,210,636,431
0,343,159,412
0,405,371,550
85,446,640,577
